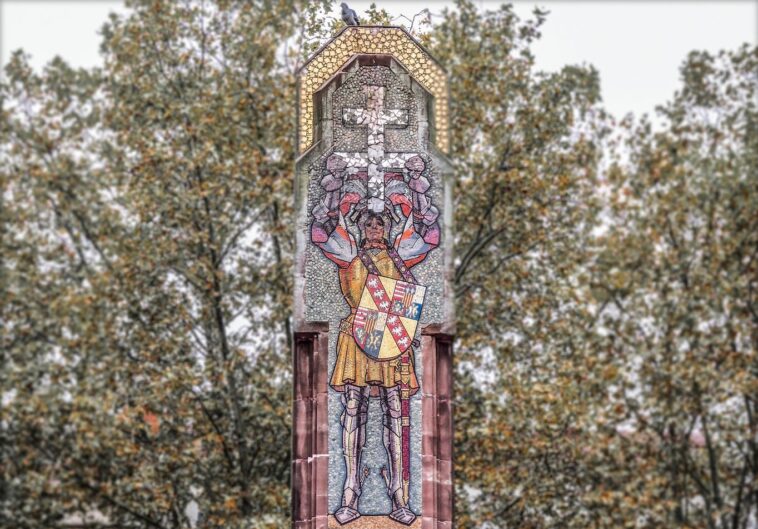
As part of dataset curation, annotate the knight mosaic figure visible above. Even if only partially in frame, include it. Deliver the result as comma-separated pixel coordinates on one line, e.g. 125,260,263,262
311,152,439,524
310,67,441,525
293,24,453,529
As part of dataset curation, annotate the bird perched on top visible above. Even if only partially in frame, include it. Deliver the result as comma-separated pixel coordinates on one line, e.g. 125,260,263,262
341,2,360,26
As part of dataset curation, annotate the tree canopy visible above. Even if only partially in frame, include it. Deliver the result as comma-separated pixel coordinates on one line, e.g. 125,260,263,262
1,1,755,528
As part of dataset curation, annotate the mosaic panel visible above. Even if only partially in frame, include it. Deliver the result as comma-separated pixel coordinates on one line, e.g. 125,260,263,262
305,64,443,527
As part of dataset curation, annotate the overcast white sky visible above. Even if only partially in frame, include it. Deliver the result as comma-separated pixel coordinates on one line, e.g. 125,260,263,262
1,0,756,124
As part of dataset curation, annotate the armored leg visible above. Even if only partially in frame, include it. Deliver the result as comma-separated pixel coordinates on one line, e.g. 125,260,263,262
335,384,369,525
380,386,416,525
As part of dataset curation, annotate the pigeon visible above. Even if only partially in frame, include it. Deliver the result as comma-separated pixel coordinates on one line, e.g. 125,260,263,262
341,2,360,26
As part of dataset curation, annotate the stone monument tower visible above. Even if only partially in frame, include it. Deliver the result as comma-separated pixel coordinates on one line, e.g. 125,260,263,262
292,25,454,529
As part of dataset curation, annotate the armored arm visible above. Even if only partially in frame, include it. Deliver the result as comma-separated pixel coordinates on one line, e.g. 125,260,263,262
393,156,440,268
394,209,440,269
310,155,360,268
311,210,357,269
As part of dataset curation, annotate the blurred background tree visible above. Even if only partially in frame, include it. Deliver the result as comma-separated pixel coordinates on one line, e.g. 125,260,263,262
580,45,758,528
1,1,755,528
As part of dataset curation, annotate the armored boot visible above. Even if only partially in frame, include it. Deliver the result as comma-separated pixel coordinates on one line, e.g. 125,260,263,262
335,384,369,525
380,386,416,526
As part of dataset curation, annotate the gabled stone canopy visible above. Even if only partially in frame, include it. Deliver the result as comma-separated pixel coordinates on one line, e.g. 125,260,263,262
298,26,449,155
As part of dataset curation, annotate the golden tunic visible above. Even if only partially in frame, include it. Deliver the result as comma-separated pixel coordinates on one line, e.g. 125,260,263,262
330,248,420,397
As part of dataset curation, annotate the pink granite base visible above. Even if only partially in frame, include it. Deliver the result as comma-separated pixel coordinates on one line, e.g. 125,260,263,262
293,328,330,529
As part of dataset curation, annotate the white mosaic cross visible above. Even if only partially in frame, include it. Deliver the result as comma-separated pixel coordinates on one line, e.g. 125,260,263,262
342,85,413,213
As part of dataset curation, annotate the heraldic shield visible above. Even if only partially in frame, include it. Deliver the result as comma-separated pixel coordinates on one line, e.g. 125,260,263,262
353,274,426,360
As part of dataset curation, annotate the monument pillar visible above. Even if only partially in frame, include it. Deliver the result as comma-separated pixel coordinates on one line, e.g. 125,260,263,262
293,26,454,529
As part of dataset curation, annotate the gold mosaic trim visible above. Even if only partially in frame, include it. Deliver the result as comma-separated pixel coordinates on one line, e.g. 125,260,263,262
299,26,449,154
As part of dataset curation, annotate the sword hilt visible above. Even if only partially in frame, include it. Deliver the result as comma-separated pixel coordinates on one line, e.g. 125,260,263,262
380,466,390,490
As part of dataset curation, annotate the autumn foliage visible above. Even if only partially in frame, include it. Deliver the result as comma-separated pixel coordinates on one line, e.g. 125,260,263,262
1,1,756,528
